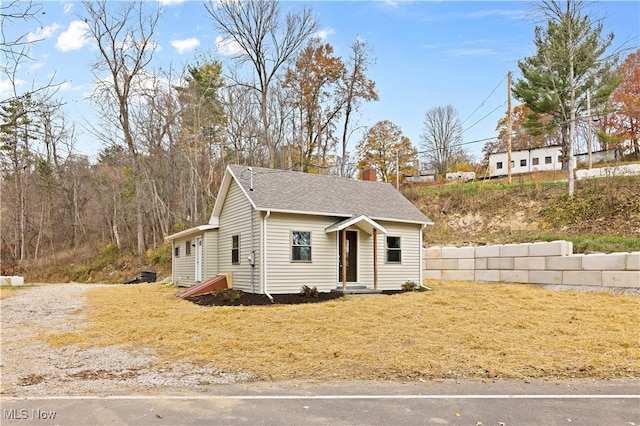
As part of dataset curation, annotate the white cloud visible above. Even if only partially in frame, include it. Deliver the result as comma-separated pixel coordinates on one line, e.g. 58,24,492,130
59,81,85,92
27,23,61,43
63,2,74,14
464,9,528,20
448,48,496,58
159,0,187,5
170,37,200,54
313,28,334,42
215,35,243,56
56,20,90,52
0,78,23,97
29,62,45,72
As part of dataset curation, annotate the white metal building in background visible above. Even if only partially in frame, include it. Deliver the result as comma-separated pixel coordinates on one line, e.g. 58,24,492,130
488,146,572,178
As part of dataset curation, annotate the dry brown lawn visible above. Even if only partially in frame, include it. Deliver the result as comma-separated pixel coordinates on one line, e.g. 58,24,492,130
43,281,639,381
0,285,21,299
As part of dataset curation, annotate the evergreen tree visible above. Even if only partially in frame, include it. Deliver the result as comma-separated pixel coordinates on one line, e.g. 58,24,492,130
513,0,619,196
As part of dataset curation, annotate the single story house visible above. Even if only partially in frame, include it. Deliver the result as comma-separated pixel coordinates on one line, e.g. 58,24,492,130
405,169,437,182
575,148,620,165
166,165,433,296
488,145,573,178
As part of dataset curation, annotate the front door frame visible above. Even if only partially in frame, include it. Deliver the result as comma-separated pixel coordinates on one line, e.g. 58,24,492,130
338,229,358,286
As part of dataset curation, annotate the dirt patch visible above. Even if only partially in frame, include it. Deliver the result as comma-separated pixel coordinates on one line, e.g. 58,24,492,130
186,288,347,306
0,284,252,396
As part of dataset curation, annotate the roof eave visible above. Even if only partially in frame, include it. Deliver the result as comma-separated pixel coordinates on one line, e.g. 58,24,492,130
165,224,217,242
249,206,432,226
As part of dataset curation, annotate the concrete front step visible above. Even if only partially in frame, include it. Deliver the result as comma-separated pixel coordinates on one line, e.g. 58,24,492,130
331,286,382,294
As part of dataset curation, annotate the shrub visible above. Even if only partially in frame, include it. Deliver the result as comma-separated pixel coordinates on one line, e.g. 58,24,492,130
299,285,319,298
98,243,118,264
401,281,418,292
146,243,171,265
401,280,431,292
219,289,242,301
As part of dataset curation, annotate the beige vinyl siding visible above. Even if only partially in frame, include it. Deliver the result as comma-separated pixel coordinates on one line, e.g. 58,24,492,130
172,236,197,287
264,213,338,293
218,180,261,292
374,221,423,290
203,230,219,279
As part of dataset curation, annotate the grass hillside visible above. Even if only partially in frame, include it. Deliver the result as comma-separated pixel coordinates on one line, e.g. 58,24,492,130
405,173,640,253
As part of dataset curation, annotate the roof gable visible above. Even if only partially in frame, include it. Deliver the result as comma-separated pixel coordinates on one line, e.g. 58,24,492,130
211,165,432,225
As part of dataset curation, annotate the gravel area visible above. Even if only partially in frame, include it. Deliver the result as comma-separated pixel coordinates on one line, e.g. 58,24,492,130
0,284,253,396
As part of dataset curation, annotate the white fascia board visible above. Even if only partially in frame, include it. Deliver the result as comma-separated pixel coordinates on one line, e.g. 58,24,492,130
325,215,388,235
165,225,217,242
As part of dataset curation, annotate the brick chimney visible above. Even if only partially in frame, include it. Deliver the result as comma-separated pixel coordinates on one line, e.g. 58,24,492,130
362,168,377,182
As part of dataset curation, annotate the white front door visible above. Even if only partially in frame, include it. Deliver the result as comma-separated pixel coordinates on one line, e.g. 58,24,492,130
195,237,203,282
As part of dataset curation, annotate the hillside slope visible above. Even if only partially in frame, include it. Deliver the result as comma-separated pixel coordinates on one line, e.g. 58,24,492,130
7,174,639,284
405,174,640,252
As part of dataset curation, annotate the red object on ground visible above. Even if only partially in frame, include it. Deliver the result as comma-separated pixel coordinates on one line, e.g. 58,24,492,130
176,275,228,298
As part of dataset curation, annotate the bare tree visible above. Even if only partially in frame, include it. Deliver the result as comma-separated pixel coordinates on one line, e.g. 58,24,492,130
82,0,160,254
204,0,317,168
338,38,378,176
420,105,465,175
283,40,345,172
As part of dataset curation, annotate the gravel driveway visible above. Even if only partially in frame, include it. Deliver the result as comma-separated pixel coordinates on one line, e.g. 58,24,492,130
0,284,252,397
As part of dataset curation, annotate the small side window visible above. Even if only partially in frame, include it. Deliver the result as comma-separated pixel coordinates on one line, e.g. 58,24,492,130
231,235,240,264
174,246,180,258
496,162,503,169
520,159,527,167
185,240,191,256
532,157,539,166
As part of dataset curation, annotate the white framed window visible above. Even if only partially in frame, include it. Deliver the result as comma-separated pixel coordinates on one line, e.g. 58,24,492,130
231,235,240,264
386,236,401,263
292,231,311,262
185,240,191,256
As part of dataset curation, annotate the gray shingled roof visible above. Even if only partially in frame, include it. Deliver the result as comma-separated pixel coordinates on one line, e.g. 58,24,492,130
227,165,432,224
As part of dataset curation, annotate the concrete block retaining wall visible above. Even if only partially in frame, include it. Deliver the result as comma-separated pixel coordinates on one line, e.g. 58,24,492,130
424,241,640,288
0,276,24,286
576,163,640,180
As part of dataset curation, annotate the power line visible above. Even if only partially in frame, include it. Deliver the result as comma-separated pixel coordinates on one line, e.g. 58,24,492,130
460,73,508,127
462,102,506,133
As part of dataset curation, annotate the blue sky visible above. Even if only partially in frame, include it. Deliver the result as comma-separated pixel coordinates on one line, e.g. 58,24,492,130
3,0,639,161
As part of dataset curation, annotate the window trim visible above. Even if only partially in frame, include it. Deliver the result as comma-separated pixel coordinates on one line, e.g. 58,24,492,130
291,230,312,263
185,240,191,256
231,235,240,265
385,236,402,263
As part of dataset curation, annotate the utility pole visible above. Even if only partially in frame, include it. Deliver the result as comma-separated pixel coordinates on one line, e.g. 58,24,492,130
587,89,593,169
396,149,399,190
507,71,513,184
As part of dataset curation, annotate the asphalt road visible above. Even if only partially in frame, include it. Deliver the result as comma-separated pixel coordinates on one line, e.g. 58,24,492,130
1,379,639,426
